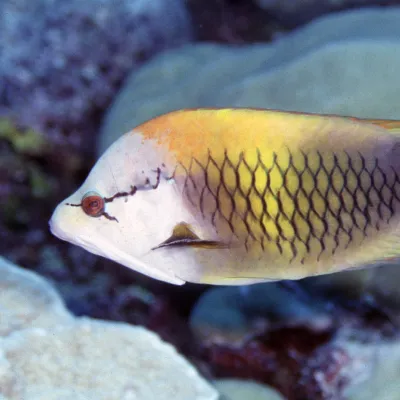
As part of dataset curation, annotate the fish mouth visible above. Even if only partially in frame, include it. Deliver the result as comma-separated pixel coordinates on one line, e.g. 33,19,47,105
49,216,70,242
49,208,185,285
75,235,185,285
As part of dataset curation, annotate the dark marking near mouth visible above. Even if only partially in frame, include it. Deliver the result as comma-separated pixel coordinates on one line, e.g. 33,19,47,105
66,202,81,208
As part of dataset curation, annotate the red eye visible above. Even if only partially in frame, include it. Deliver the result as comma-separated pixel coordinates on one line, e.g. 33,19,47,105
81,191,105,217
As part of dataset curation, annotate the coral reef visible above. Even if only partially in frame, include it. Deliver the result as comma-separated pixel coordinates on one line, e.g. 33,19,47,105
0,0,191,150
0,256,73,336
99,8,400,153
191,284,397,399
214,379,285,400
0,257,218,400
3,4,400,399
253,0,399,27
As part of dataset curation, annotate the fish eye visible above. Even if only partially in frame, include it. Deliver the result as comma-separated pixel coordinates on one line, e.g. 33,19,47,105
81,191,105,217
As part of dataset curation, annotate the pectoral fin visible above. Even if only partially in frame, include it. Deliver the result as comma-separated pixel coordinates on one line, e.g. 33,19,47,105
152,222,228,250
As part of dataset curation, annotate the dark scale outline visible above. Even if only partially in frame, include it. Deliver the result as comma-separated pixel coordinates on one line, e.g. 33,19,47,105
345,152,368,234
333,153,354,249
388,166,400,220
391,166,400,203
286,150,314,256
254,150,273,243
299,150,327,255
193,157,209,218
287,150,327,261
264,153,284,255
180,159,197,209
203,152,222,228
367,159,386,230
274,150,303,261
312,151,330,259
357,153,374,234
175,147,400,263
240,155,266,249
374,161,394,223
253,151,285,254
217,150,240,239
324,154,349,254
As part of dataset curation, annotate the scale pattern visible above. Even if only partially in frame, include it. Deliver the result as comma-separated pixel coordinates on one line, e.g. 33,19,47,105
175,147,400,264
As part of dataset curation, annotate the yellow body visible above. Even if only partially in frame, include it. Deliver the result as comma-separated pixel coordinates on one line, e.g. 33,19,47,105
134,109,400,283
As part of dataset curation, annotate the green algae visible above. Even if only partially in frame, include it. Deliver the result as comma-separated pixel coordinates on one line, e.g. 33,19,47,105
0,118,48,156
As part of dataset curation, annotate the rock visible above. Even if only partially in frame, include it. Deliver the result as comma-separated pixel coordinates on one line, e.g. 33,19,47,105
252,0,392,27
2,320,217,400
301,265,400,310
206,326,400,400
0,0,191,150
298,338,372,400
187,0,282,44
0,256,73,336
214,378,285,400
189,276,398,398
99,7,400,153
205,324,335,398
0,257,218,400
343,341,400,400
190,284,331,344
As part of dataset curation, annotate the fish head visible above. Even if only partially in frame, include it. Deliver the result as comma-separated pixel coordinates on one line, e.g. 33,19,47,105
49,131,189,285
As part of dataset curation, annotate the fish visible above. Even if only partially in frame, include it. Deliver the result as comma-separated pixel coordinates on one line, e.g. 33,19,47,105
49,108,400,286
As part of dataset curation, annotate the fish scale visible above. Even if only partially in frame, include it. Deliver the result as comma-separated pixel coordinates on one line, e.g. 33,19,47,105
176,144,400,269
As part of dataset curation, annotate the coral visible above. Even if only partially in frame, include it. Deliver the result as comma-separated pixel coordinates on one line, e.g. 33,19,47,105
0,256,72,336
0,118,48,156
205,325,334,399
186,0,283,44
0,119,58,233
253,0,399,27
201,317,400,399
0,257,218,400
2,321,217,400
0,0,191,150
190,284,331,345
214,378,285,400
4,5,400,400
99,8,400,153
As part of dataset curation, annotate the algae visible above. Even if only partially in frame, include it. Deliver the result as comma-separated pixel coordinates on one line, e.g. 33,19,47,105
0,118,48,156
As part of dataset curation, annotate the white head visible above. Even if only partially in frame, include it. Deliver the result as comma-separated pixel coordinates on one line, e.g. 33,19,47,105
49,132,198,285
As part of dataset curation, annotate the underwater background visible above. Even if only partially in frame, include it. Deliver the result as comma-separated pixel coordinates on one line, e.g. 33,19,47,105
2,1,400,399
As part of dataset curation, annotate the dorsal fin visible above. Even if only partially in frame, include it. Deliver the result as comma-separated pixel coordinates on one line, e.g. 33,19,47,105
356,117,400,135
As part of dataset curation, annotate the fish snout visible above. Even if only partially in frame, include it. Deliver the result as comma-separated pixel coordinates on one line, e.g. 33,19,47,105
49,202,80,242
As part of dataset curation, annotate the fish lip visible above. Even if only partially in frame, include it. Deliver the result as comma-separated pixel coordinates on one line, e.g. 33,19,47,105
77,235,185,285
49,207,185,285
49,215,69,242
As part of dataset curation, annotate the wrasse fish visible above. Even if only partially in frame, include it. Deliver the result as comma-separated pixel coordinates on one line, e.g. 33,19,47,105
49,108,400,285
